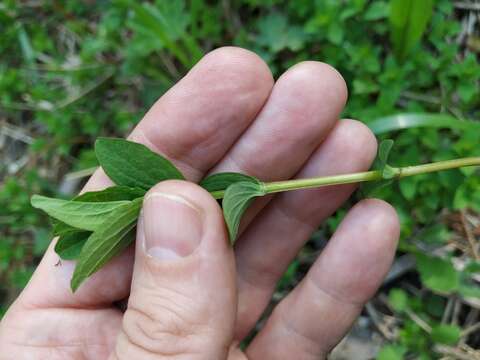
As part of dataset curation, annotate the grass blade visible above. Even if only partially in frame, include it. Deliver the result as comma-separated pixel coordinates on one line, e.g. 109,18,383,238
368,113,480,135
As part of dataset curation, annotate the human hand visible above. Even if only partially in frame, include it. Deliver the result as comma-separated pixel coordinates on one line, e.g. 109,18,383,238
0,47,399,360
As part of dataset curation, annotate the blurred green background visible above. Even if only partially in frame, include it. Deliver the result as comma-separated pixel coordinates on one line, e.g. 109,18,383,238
1,0,479,358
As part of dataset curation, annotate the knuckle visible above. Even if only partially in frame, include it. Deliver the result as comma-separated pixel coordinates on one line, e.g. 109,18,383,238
120,288,209,358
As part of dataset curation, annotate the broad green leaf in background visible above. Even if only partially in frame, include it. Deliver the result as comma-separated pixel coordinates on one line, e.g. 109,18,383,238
458,282,480,299
419,223,450,244
389,288,408,312
464,261,480,274
95,138,184,190
416,254,460,294
364,1,389,21
398,176,418,200
120,0,201,68
200,172,260,193
71,198,143,291
430,324,461,345
389,0,434,60
377,344,407,360
31,195,130,232
368,113,480,135
222,180,266,242
55,231,90,260
256,13,306,53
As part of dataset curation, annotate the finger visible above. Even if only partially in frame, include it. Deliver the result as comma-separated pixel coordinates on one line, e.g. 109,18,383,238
18,47,273,309
111,181,236,359
234,119,377,338
246,199,400,360
210,61,347,229
88,46,273,185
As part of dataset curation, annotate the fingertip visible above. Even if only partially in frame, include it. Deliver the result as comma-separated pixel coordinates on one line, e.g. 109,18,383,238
311,198,400,303
350,198,401,248
282,61,348,110
338,119,378,164
144,180,230,254
201,46,274,97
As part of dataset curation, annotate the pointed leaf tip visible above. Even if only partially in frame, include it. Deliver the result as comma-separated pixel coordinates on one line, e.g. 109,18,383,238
31,195,130,232
70,198,143,292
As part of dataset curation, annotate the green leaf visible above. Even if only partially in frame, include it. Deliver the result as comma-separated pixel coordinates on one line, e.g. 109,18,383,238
379,139,394,166
74,186,146,202
398,176,418,200
51,186,146,236
200,172,260,193
416,254,460,294
360,178,394,197
52,220,81,237
431,324,461,345
95,138,184,189
31,195,130,232
377,344,407,360
383,165,397,179
71,198,143,291
389,0,434,60
368,113,480,135
364,1,389,21
55,232,90,260
458,283,480,299
464,261,480,274
420,224,450,244
222,181,266,243
389,288,408,312
256,13,306,53
378,139,397,179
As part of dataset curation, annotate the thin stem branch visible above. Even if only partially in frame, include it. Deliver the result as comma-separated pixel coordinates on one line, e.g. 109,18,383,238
210,157,480,199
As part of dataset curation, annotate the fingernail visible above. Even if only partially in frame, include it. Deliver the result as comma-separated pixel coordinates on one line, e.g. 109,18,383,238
142,192,203,260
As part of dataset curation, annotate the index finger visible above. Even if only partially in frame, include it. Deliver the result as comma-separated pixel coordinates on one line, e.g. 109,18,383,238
16,47,273,310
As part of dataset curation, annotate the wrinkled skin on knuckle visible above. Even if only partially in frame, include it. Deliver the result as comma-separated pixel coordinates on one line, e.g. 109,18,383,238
117,289,226,359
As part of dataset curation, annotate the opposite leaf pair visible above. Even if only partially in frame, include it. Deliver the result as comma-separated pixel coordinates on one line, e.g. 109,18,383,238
31,138,264,291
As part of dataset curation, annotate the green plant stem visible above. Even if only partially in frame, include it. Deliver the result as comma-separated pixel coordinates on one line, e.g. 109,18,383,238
210,157,480,199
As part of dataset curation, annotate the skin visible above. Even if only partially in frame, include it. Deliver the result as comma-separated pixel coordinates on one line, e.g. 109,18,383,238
0,47,400,360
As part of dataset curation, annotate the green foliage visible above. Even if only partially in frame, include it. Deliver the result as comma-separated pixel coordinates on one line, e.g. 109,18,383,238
378,139,397,179
200,173,260,194
388,288,408,312
430,324,461,346
377,344,407,360
389,0,434,60
74,186,146,202
31,195,131,232
416,254,460,294
95,138,185,189
54,231,90,260
71,198,142,291
256,13,307,53
222,181,266,242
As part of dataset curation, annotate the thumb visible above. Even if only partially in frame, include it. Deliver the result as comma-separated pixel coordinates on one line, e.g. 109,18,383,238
112,180,237,360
